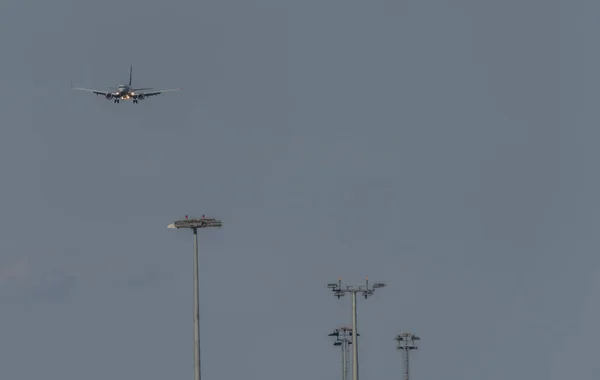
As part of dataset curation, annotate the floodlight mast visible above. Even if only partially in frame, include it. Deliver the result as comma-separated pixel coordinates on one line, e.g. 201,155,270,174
329,326,358,380
395,332,420,380
168,216,223,380
327,277,386,380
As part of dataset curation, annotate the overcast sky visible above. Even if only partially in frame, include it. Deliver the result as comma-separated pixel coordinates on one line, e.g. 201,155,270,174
0,0,594,379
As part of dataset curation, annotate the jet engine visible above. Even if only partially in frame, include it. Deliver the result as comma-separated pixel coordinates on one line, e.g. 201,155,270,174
105,93,113,100
136,94,145,100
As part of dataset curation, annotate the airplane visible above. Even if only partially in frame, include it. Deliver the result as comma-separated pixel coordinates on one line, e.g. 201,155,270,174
71,65,181,104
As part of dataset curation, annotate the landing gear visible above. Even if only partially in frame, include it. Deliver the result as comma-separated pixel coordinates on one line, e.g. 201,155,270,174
114,99,120,104
133,100,138,104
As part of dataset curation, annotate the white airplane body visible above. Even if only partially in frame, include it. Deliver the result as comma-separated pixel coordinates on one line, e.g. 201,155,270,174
71,66,180,104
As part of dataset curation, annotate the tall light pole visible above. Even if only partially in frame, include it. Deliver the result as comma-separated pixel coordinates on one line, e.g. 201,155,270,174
168,215,223,380
327,277,386,380
395,332,420,380
329,326,358,380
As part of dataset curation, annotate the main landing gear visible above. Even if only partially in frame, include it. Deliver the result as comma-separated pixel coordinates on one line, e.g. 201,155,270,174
111,98,139,104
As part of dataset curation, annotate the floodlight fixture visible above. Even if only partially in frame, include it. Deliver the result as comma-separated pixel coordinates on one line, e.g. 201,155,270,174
167,216,223,229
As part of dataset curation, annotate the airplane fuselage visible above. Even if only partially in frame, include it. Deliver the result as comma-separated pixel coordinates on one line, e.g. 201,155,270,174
110,84,141,102
115,85,132,97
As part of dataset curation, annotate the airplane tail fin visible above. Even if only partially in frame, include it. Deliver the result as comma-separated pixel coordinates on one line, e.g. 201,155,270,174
129,65,133,86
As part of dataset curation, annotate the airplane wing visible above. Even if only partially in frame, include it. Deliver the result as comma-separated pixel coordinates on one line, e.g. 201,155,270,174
71,86,114,96
135,88,181,97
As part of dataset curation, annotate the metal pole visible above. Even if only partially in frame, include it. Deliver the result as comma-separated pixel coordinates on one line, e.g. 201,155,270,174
193,228,200,380
328,278,385,380
169,216,222,380
403,348,409,380
395,332,419,380
342,339,347,380
351,292,358,380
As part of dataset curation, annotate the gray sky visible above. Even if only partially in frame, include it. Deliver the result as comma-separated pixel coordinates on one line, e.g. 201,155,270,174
0,0,593,379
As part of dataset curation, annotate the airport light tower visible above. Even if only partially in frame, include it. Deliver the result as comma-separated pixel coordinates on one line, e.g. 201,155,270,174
329,326,358,380
168,215,223,380
395,332,420,380
327,277,386,380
